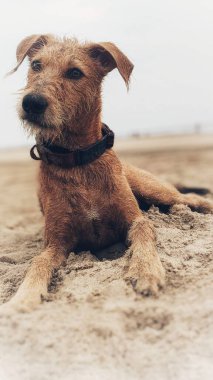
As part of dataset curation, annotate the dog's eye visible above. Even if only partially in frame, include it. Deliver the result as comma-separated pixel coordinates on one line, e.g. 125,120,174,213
65,68,84,80
31,60,42,72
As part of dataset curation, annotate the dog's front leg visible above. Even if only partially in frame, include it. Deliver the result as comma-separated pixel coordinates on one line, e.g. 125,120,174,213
125,214,165,296
2,207,77,312
6,246,68,312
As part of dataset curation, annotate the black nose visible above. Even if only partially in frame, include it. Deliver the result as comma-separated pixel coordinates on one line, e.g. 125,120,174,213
22,94,48,114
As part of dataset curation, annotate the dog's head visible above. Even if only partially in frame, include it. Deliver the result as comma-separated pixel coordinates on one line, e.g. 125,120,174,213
11,35,134,142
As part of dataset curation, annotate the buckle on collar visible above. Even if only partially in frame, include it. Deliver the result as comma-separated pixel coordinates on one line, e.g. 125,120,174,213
30,145,41,161
30,144,51,164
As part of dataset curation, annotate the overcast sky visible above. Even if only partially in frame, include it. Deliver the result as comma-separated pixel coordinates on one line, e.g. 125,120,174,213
1,0,213,147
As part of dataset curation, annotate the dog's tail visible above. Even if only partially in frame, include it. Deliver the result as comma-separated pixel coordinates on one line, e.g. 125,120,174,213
175,184,211,195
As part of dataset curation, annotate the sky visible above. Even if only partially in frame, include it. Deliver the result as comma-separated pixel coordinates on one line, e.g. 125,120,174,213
1,0,213,147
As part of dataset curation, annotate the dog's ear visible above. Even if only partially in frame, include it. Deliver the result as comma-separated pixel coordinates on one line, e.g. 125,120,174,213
9,34,53,75
87,42,134,89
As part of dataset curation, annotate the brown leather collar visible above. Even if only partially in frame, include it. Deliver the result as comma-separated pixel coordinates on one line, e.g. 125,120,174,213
30,123,114,168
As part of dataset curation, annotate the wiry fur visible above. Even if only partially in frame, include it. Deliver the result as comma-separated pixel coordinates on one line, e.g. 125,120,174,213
4,34,213,311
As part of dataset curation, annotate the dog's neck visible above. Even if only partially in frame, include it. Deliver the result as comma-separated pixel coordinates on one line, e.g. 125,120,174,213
61,116,103,151
37,101,103,151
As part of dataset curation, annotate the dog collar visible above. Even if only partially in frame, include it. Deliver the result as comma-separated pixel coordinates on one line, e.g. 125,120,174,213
30,123,114,168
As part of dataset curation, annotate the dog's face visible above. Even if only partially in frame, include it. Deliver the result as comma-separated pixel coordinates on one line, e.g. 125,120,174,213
12,35,133,142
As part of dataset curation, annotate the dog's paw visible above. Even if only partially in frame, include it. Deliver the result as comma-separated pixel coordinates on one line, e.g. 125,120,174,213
193,200,213,214
125,260,165,296
184,194,213,214
200,200,213,214
0,293,43,314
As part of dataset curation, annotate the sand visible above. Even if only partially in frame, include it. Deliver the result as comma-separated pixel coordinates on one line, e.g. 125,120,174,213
0,134,213,380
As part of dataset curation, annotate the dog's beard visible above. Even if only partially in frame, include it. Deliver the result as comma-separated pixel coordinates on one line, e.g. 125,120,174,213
21,118,65,145
21,110,52,127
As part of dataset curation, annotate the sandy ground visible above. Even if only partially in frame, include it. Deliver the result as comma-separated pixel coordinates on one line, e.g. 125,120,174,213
0,134,213,380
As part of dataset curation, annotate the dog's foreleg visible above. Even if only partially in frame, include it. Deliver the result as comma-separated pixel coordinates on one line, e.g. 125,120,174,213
7,246,68,312
125,214,165,295
118,185,165,295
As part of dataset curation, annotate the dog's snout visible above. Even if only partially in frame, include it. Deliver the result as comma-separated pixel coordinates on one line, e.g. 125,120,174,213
22,94,48,114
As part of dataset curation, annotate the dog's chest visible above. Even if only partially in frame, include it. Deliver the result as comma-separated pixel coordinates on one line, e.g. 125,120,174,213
84,204,100,221
68,188,110,224
67,185,123,249
41,160,125,249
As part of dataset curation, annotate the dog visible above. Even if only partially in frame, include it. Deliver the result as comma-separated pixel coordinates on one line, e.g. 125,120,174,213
5,34,212,311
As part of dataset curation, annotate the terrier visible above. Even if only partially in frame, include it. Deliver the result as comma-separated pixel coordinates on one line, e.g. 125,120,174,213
6,35,213,310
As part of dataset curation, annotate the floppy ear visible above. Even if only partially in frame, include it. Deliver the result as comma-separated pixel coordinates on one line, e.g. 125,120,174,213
9,34,53,74
87,42,134,89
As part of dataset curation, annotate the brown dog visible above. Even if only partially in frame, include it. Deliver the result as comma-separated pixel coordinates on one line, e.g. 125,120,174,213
6,35,212,311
